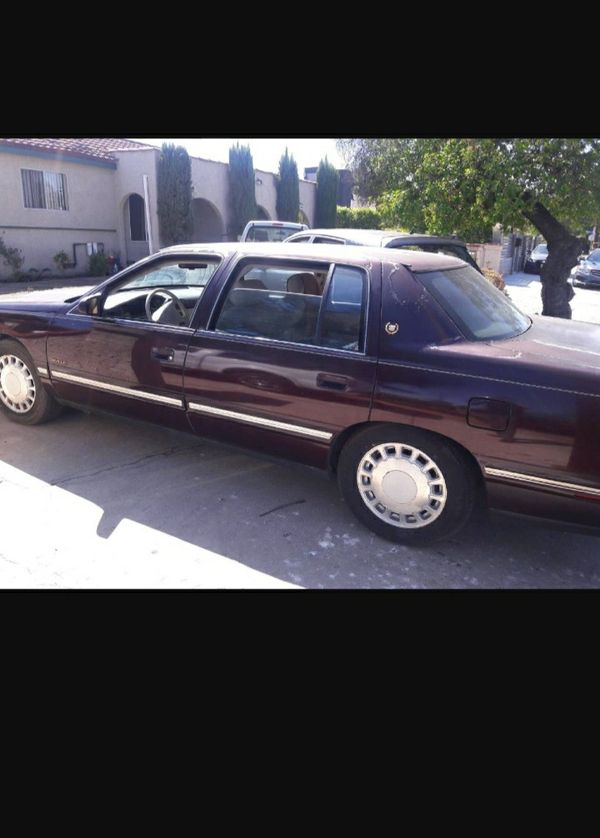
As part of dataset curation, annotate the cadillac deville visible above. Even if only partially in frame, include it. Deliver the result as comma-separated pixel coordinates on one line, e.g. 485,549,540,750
0,242,599,544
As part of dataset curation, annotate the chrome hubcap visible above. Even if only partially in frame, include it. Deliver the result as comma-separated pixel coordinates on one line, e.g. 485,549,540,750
356,442,447,528
0,354,36,413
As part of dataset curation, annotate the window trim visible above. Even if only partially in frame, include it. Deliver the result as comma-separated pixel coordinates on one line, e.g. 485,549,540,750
413,264,531,342
128,193,147,242
208,256,370,355
67,254,222,328
312,235,347,245
21,167,69,211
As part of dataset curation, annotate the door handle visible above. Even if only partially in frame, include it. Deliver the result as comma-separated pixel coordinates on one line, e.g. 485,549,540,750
151,347,175,362
317,373,349,392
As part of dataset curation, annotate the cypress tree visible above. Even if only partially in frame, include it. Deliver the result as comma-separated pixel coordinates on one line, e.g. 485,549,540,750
276,148,300,222
157,143,193,246
315,158,339,228
228,144,257,238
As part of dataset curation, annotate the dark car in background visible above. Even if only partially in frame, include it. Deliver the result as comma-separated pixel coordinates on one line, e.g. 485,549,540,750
571,248,600,288
284,227,483,273
524,242,548,274
1,242,599,545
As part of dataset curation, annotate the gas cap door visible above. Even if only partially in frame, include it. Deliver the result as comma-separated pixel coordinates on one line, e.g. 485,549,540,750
467,397,511,432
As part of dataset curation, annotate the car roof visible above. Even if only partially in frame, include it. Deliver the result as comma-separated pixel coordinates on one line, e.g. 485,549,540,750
245,220,305,226
158,241,466,272
287,228,470,247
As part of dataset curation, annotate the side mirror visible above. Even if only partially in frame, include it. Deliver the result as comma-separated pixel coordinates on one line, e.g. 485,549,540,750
76,295,102,316
578,255,587,263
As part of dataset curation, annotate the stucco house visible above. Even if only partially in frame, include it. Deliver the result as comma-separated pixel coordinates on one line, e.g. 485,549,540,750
0,138,317,279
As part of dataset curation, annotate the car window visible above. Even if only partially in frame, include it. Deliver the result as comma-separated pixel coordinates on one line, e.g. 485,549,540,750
415,265,530,341
286,235,311,243
319,266,367,351
213,262,367,352
84,259,220,326
121,262,218,290
313,236,346,245
393,243,480,271
245,225,304,242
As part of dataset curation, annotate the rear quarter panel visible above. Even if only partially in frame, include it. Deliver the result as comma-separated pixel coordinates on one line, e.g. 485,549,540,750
371,262,600,525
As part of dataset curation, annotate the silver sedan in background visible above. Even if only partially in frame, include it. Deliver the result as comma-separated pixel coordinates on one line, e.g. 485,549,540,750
571,248,600,288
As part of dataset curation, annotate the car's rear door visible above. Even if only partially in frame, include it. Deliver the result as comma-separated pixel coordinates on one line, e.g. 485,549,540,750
183,253,381,469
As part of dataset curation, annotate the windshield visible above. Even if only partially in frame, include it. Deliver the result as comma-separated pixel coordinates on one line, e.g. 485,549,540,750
246,225,303,242
416,265,530,341
587,249,600,263
533,244,548,255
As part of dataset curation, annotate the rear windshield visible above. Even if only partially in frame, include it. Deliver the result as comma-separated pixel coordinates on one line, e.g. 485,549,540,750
393,242,481,272
245,225,303,242
416,265,531,341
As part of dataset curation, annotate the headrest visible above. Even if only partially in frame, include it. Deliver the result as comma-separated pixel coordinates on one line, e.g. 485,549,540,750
287,272,320,294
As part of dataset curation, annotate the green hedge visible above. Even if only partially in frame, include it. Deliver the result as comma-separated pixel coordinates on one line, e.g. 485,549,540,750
336,206,382,229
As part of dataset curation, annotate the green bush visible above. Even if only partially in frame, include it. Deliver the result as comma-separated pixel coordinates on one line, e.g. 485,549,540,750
0,236,25,280
228,143,257,239
158,143,193,246
27,267,51,281
89,252,109,276
53,250,70,271
276,148,300,223
315,159,339,228
336,206,383,229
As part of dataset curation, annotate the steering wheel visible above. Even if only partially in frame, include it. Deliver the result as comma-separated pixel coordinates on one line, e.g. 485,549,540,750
145,287,187,325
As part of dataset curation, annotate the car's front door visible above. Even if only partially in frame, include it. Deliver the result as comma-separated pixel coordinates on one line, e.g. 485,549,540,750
46,254,224,429
183,254,381,469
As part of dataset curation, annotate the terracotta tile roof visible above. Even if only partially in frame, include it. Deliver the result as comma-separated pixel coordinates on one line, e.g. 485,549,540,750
0,137,155,162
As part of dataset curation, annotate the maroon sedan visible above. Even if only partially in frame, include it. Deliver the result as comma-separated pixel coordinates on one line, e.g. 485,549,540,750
0,243,599,544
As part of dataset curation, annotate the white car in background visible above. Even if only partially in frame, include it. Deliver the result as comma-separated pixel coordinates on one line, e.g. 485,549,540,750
240,220,308,242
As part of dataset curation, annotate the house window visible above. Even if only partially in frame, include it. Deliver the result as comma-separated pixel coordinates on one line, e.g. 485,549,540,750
21,169,68,210
128,194,147,241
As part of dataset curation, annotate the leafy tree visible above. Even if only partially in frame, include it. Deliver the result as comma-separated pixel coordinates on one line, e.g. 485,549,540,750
276,148,300,222
228,143,257,238
315,158,339,228
157,143,193,247
338,138,600,318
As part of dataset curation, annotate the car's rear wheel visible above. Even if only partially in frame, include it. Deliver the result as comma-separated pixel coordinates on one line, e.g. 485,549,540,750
338,424,478,544
0,339,62,425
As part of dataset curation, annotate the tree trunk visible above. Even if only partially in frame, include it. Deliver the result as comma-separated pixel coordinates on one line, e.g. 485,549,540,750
522,201,583,319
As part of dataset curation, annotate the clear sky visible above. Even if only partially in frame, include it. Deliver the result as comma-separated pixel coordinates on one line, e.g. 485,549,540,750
130,138,344,178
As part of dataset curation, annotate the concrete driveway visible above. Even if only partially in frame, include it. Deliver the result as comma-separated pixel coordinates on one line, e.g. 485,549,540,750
1,407,599,588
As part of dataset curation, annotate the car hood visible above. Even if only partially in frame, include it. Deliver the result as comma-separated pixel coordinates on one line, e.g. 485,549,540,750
431,315,600,398
0,285,94,314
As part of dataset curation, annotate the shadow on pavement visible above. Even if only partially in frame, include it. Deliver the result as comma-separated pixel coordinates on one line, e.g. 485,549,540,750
1,408,599,588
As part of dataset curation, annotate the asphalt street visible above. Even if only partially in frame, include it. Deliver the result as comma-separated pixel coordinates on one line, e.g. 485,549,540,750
1,407,599,588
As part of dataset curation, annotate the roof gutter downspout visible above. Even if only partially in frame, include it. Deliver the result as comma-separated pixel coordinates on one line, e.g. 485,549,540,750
142,174,155,254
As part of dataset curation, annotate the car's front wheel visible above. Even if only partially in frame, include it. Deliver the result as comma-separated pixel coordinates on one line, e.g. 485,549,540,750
0,339,62,425
338,425,479,544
